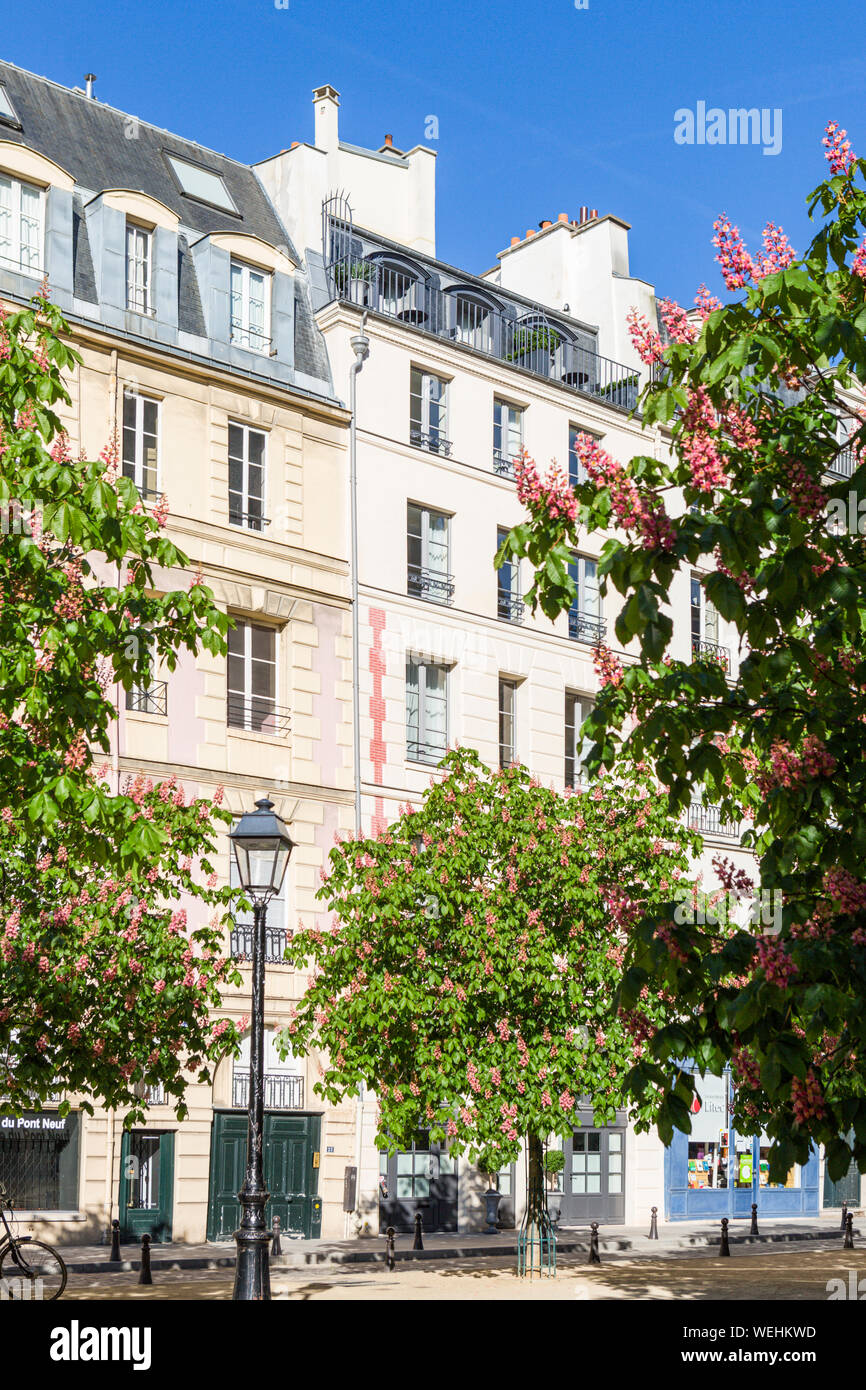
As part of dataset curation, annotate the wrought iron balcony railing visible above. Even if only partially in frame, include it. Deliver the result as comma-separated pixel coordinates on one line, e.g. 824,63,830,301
493,448,521,479
230,322,272,353
126,681,168,717
688,803,740,840
568,610,606,644
232,1071,304,1110
230,923,289,964
327,254,641,413
497,588,525,624
407,736,447,765
227,696,291,737
228,508,271,531
827,447,857,479
692,638,731,673
409,426,452,457
407,564,455,604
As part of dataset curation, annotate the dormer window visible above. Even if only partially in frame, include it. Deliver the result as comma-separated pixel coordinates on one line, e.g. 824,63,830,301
0,84,21,129
165,153,237,214
0,173,43,276
126,221,153,315
230,258,271,353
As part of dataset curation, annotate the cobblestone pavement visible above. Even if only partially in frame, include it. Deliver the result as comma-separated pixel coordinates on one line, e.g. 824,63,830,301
58,1244,866,1301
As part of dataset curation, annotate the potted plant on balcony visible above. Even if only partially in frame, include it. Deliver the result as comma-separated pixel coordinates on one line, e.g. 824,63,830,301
333,258,375,303
544,1149,565,1226
507,324,561,375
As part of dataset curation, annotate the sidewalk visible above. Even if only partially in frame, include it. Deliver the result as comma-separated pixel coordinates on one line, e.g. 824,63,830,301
57,1213,860,1275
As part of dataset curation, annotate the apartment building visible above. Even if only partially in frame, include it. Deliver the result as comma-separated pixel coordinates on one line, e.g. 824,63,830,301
0,61,359,1245
254,87,831,1233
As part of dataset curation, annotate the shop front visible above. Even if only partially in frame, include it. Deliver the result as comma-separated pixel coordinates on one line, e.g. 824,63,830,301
0,1109,80,1215
665,1070,819,1220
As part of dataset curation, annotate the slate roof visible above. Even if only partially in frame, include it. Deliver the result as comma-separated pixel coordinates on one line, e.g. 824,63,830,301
0,60,294,251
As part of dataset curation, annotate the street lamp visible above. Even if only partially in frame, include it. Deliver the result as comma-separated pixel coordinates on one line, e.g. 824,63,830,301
229,796,294,1301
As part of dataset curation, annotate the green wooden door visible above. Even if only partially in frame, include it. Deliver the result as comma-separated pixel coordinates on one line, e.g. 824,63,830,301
207,1111,322,1241
118,1130,175,1244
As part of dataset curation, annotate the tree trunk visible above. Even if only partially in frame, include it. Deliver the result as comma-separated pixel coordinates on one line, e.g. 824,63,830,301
526,1132,548,1224
518,1131,555,1277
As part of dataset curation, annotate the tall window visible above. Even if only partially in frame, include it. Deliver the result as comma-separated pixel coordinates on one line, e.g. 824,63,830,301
568,555,603,642
568,424,590,487
493,399,524,478
227,620,282,734
499,678,517,769
410,367,450,456
406,659,447,764
230,259,271,352
407,504,452,604
691,574,728,671
122,390,159,497
0,174,43,275
497,526,524,623
228,422,266,531
126,222,153,315
565,692,594,788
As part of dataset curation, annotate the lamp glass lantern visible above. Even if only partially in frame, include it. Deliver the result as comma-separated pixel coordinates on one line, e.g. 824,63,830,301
230,797,294,901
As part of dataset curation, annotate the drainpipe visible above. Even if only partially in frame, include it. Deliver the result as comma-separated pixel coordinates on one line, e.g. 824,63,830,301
348,314,369,838
346,315,369,1237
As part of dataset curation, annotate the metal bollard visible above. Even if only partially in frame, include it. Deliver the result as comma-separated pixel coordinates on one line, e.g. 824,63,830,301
588,1222,600,1264
108,1218,121,1263
385,1225,396,1271
648,1206,658,1240
413,1211,424,1251
750,1203,759,1236
841,1201,848,1232
138,1233,153,1285
719,1217,731,1257
844,1212,855,1250
271,1215,282,1256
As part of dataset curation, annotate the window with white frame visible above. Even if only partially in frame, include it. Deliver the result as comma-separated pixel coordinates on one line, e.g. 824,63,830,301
691,573,729,671
568,554,604,643
230,259,271,353
228,422,266,531
121,389,159,497
406,658,448,765
0,173,43,276
499,677,518,769
0,85,21,128
497,525,524,623
410,367,450,456
126,221,153,315
407,503,452,604
493,399,524,477
227,620,288,735
565,692,594,788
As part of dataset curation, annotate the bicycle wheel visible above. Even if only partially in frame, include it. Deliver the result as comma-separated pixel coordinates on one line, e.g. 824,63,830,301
0,1240,67,1300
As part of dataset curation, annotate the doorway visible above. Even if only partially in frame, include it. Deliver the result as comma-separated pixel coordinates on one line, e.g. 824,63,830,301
118,1130,175,1243
378,1131,458,1233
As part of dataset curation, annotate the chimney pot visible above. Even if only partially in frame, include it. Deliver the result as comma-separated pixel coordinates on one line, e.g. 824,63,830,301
84,72,96,99
290,141,299,149
384,134,393,147
539,219,552,229
526,228,535,238
579,206,589,224
557,212,568,223
510,236,520,247
589,208,598,220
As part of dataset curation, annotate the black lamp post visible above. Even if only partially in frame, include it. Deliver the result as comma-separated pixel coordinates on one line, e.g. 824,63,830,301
229,796,294,1301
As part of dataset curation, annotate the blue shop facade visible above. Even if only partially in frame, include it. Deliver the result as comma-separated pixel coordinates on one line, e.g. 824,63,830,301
664,1068,819,1220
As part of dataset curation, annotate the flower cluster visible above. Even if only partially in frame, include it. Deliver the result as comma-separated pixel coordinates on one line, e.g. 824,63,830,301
712,215,754,290
626,307,665,366
513,453,577,525
822,120,856,177
657,297,696,344
573,432,675,550
791,1069,827,1124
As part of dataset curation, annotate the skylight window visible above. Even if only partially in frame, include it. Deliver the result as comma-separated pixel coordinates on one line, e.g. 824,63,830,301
165,154,237,213
0,85,21,127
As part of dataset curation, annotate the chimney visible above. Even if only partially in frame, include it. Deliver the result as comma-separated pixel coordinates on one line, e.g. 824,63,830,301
510,236,520,247
312,84,340,152
589,208,598,220
557,212,568,223
539,219,552,230
579,206,589,224
525,228,535,238
84,73,97,100
384,134,393,147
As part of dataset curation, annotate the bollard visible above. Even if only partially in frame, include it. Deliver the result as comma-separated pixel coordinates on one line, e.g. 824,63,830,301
271,1215,282,1256
844,1212,855,1250
750,1203,759,1237
108,1218,121,1263
138,1233,153,1285
841,1201,848,1233
647,1206,658,1240
413,1210,424,1251
719,1217,731,1257
385,1225,396,1271
588,1222,600,1264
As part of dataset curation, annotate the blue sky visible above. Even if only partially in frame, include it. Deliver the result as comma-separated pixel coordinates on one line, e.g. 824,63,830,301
4,0,865,305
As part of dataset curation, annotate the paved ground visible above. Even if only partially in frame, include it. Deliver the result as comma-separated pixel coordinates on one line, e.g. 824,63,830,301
55,1242,866,1301
55,1214,857,1273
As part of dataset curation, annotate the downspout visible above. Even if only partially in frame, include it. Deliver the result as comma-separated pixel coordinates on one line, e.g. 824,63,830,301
346,315,369,1236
